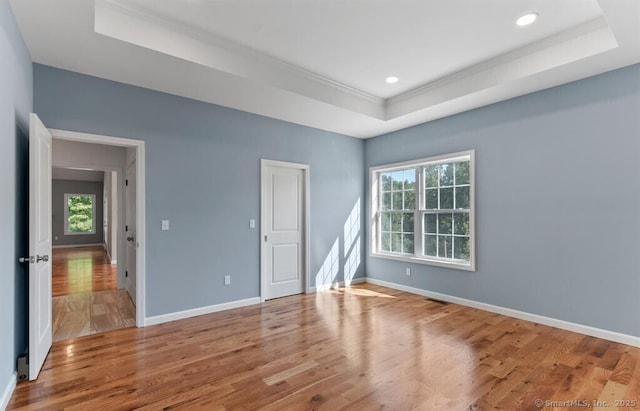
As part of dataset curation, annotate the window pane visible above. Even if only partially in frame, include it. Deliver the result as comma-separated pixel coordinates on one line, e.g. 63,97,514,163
404,169,415,190
392,171,404,190
424,234,437,256
455,186,469,209
402,213,414,233
381,173,392,191
425,189,438,209
438,235,452,258
404,190,415,210
381,232,390,252
392,192,403,210
402,234,414,254
440,163,454,186
455,161,470,185
440,187,453,209
381,212,391,232
454,236,470,261
438,214,452,235
382,192,391,211
391,233,402,253
424,213,436,234
424,165,438,188
391,213,402,231
453,213,469,236
67,195,94,233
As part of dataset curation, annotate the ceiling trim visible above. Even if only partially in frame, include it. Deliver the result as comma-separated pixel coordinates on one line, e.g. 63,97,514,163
386,16,617,119
96,0,622,123
11,0,640,138
96,0,386,119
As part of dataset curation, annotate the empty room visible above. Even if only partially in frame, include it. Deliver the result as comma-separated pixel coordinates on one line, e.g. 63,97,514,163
1,0,639,410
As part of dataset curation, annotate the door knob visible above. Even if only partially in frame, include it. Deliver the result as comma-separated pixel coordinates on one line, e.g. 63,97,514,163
36,255,49,263
127,236,135,242
19,256,35,264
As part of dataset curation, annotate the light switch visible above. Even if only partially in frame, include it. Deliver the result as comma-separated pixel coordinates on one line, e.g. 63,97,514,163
162,220,170,231
249,219,255,228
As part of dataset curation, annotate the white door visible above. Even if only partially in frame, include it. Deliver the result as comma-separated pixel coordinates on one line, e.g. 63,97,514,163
28,113,53,380
125,160,137,304
261,161,307,300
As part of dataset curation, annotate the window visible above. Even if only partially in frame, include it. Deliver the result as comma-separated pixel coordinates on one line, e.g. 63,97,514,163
64,193,96,235
370,150,475,270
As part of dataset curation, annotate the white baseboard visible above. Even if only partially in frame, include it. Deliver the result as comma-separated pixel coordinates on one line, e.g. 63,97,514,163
310,277,366,293
144,297,262,326
0,372,16,411
365,277,640,348
103,244,117,265
52,243,103,249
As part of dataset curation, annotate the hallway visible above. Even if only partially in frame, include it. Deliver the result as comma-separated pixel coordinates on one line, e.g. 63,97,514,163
52,246,135,342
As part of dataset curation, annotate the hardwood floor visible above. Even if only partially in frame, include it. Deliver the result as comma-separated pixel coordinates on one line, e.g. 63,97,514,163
52,289,136,342
51,246,133,342
8,284,640,410
52,246,117,297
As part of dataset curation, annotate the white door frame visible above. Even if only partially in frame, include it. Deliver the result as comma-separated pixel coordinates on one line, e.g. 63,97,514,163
49,128,146,326
260,159,310,302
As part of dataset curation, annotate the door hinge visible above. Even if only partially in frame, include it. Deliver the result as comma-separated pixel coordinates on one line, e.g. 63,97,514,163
125,270,128,278
126,225,128,232
125,179,128,186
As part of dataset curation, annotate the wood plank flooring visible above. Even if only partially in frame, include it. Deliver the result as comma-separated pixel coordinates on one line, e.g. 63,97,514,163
8,284,640,410
51,246,133,342
52,289,136,342
52,246,117,297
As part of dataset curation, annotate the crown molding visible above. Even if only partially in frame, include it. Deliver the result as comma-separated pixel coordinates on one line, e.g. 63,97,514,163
97,0,385,118
386,16,617,119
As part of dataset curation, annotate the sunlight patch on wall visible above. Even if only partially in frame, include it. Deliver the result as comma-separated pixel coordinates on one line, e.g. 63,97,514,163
315,237,339,291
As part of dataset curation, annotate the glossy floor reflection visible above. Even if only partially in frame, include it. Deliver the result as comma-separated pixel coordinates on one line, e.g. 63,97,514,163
52,289,136,342
10,284,640,410
52,246,117,296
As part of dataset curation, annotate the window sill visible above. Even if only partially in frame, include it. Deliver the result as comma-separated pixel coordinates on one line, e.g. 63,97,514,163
370,252,475,272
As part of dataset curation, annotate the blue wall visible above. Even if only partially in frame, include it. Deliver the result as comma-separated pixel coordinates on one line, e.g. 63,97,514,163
34,64,366,317
0,0,32,397
365,64,640,337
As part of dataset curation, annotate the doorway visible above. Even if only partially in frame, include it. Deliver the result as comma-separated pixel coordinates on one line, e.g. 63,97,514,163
50,167,134,341
49,128,146,329
260,159,310,300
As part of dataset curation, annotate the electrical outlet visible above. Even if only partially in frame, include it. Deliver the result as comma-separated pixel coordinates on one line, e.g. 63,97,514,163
406,267,411,276
224,275,231,285
162,220,170,231
249,219,255,228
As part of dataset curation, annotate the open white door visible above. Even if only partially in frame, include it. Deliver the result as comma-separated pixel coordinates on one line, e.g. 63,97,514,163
28,113,53,380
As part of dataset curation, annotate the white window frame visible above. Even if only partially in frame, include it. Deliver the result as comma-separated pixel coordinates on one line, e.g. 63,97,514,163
64,193,97,235
369,150,476,271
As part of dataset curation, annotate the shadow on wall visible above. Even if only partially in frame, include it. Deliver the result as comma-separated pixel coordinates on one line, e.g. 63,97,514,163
315,198,361,290
14,118,29,363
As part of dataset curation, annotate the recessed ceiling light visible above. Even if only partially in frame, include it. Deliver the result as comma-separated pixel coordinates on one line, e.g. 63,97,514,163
386,76,399,84
516,12,538,27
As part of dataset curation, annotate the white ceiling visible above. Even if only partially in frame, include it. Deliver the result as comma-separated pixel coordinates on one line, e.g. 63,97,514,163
10,0,640,138
52,167,105,182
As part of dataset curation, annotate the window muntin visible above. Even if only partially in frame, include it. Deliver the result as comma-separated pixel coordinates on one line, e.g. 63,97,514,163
371,151,475,270
64,194,96,235
422,161,470,262
379,168,415,254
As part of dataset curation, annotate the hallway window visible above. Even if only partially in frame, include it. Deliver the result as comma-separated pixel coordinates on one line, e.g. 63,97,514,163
64,194,96,235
